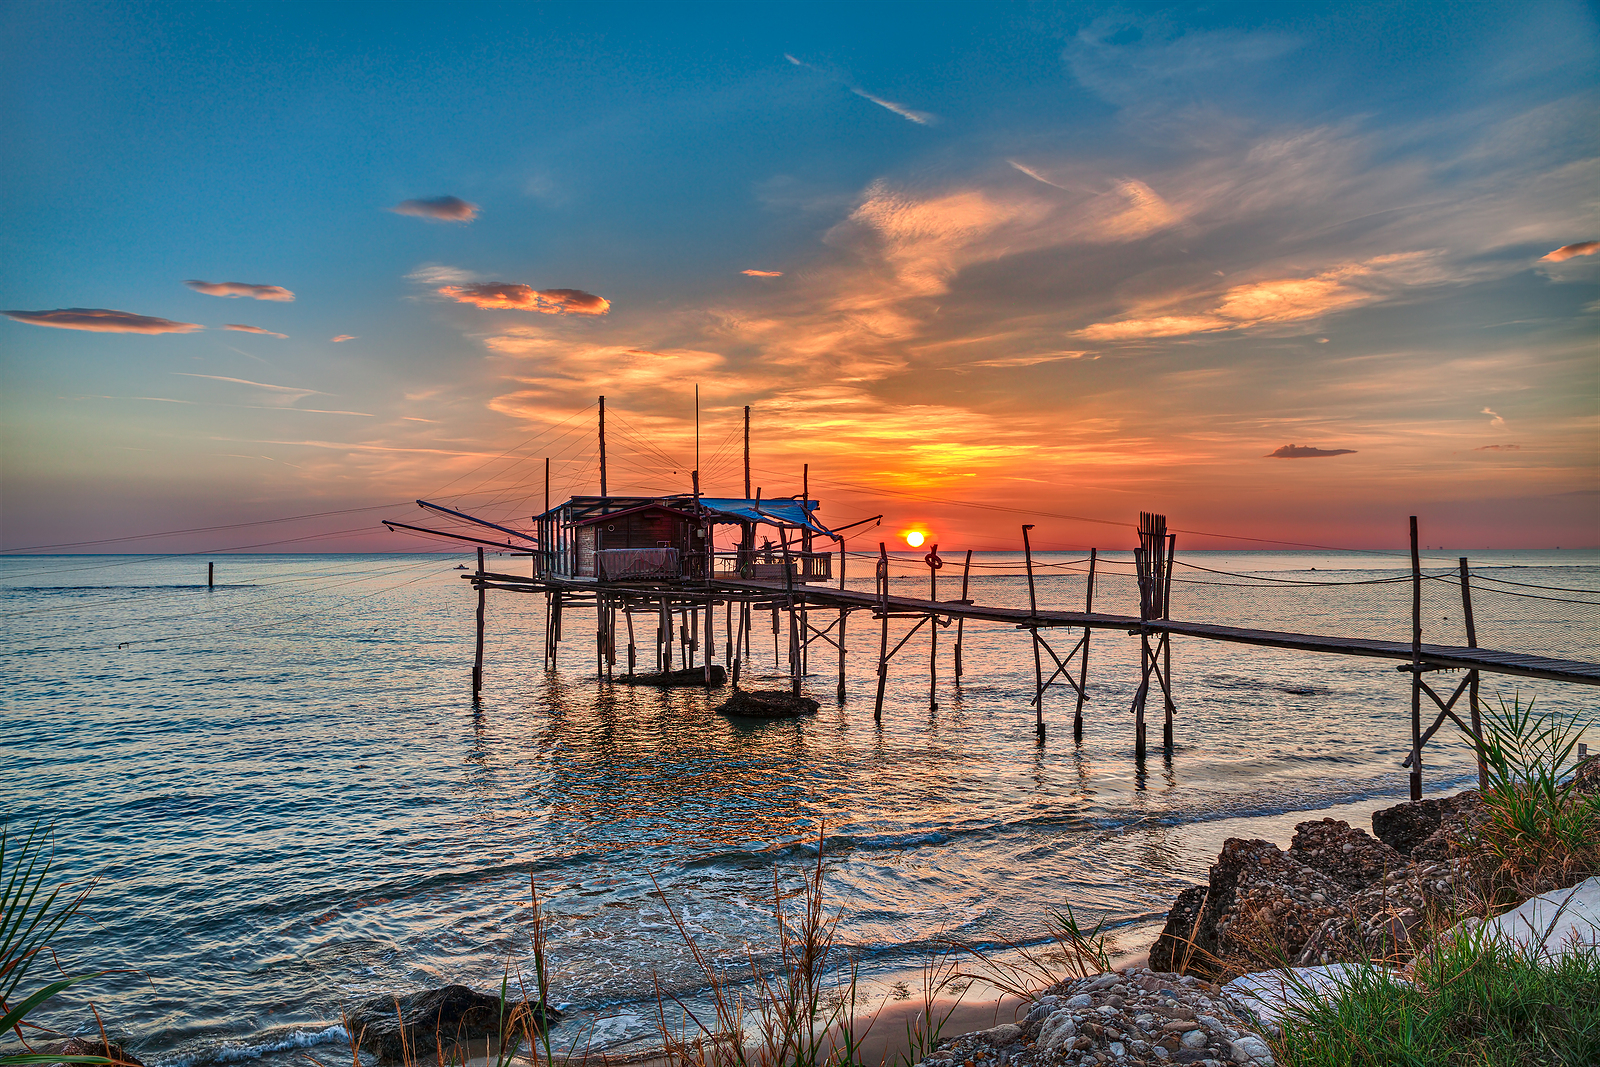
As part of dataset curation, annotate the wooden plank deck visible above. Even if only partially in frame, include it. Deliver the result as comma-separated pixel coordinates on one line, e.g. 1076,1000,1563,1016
708,577,1600,688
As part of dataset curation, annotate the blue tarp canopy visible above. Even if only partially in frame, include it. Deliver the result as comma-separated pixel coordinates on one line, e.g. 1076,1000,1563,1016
697,497,833,536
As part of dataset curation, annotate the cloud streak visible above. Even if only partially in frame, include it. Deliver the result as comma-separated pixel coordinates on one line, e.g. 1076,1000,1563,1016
1265,444,1357,458
742,269,784,277
849,87,936,126
330,335,356,342
1541,241,1598,262
4,308,204,334
438,283,611,315
391,196,480,222
223,324,287,338
184,280,295,301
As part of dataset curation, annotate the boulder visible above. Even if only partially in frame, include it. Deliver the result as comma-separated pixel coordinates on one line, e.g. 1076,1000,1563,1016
1222,964,1400,1030
1150,885,1210,973
43,1038,144,1066
1287,819,1404,890
1293,857,1475,965
1456,876,1600,963
1370,791,1484,858
348,985,558,1064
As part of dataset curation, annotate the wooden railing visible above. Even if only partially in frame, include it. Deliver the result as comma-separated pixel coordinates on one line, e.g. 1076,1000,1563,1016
712,549,832,583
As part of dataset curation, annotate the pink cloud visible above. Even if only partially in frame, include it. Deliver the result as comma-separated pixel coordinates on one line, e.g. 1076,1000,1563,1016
3,308,203,334
185,280,295,301
330,334,356,342
1474,444,1521,451
437,283,611,315
1541,241,1598,262
391,196,480,222
742,269,784,277
223,324,287,338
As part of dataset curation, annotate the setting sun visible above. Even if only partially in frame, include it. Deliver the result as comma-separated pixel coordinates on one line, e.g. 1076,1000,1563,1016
905,530,926,548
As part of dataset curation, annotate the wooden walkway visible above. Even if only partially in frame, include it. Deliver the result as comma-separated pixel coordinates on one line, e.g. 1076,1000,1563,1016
709,577,1600,687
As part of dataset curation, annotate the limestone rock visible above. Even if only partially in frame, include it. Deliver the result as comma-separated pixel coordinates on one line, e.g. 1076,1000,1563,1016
1370,791,1484,858
1457,876,1600,962
43,1038,144,1066
348,984,557,1063
714,689,820,718
1150,885,1209,973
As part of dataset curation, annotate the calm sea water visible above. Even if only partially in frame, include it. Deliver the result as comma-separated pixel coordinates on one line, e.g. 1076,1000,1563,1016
2,550,1595,1064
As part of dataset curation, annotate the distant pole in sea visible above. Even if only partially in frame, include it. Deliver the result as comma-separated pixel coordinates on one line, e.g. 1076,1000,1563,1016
743,405,751,499
473,547,486,697
208,561,214,589
598,395,608,496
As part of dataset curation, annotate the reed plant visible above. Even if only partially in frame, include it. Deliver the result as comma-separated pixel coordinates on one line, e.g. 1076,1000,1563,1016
949,905,1114,1001
0,823,111,1067
1469,697,1598,898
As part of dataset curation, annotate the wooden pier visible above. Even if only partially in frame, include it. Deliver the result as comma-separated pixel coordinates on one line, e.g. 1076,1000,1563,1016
388,397,1599,802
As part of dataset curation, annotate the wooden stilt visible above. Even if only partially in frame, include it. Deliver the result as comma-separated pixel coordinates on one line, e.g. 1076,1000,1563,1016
550,591,563,671
661,596,672,673
874,542,889,724
704,595,715,688
928,543,939,710
1075,548,1095,743
1409,516,1424,801
1460,556,1485,791
1163,532,1176,751
1023,525,1044,743
954,549,971,682
626,608,637,677
725,599,733,668
472,547,486,695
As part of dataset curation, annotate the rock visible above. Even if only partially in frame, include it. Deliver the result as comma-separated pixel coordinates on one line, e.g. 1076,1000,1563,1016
43,1039,144,1066
1293,857,1473,965
1571,756,1600,796
1287,819,1404,890
1037,1009,1078,1051
980,1023,1022,1046
1229,1035,1274,1064
348,984,558,1063
1370,791,1485,858
1455,876,1600,962
1180,1029,1208,1048
1222,964,1395,1028
1066,992,1094,1008
714,689,820,718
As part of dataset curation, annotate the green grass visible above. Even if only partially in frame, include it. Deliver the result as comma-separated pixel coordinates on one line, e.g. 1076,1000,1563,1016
1274,927,1600,1067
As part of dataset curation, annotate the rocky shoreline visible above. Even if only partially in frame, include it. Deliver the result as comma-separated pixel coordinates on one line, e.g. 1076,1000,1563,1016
909,780,1586,1067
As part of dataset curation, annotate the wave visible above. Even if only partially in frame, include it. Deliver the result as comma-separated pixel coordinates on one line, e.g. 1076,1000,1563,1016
160,1025,349,1067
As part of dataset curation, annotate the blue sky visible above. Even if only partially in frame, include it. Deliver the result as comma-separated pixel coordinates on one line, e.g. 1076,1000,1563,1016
2,1,1595,551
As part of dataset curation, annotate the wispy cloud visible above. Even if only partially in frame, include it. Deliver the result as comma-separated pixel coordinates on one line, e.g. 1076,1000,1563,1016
223,324,287,338
437,283,611,315
742,269,784,277
1008,160,1069,190
785,52,937,126
1265,444,1357,458
391,195,480,222
172,372,326,406
1482,406,1506,428
1541,240,1598,261
407,264,483,285
184,280,295,301
4,308,203,334
330,334,356,342
1475,443,1521,451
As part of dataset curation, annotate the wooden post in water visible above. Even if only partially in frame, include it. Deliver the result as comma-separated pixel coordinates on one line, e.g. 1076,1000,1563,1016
1023,525,1044,743
550,591,563,671
781,529,800,697
472,547,486,695
927,543,939,710
1460,556,1484,791
1163,532,1177,752
836,538,848,701
661,596,672,673
1409,516,1424,801
874,542,890,723
208,561,214,589
626,608,637,677
954,549,971,682
1075,549,1096,743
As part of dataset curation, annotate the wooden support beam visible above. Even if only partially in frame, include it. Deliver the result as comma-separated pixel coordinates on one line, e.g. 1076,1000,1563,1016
1410,515,1423,801
954,548,971,683
1023,525,1044,742
1460,556,1485,791
928,543,939,711
473,547,486,695
837,538,848,702
1163,532,1177,752
875,542,890,724
1075,548,1096,743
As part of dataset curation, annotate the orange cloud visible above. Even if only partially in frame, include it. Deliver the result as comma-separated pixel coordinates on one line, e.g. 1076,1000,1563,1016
3,308,203,334
330,334,356,342
391,196,480,222
184,280,295,301
1265,444,1357,458
223,324,287,338
1474,444,1521,451
437,283,611,315
1541,241,1598,262
742,269,784,277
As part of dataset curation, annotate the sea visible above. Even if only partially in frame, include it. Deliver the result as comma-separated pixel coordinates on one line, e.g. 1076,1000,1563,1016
2,549,1595,1066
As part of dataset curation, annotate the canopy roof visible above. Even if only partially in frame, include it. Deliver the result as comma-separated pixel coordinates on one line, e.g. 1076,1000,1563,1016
696,497,832,536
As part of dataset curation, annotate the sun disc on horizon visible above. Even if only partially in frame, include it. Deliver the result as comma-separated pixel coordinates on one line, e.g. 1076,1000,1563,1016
905,530,926,548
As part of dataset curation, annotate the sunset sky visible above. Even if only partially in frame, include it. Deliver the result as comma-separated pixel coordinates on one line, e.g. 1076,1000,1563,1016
3,1,1596,553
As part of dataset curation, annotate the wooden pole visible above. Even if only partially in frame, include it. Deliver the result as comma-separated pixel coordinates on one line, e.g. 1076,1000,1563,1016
1409,515,1423,801
927,543,939,710
661,596,672,674
874,542,890,723
473,547,486,695
551,591,562,671
598,395,608,496
781,528,800,696
743,405,751,499
1460,556,1485,791
544,457,550,514
1075,548,1095,743
837,538,847,702
1023,525,1043,742
954,549,971,682
208,561,214,589
626,608,637,677
1163,532,1176,751
705,592,715,687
